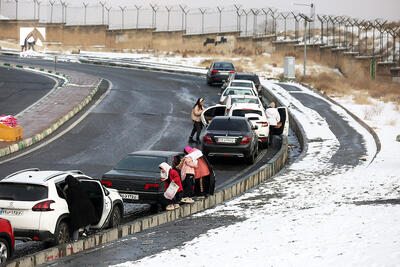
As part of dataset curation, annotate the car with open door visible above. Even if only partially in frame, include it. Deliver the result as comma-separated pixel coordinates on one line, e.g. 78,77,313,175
201,103,270,148
268,106,290,144
100,151,215,210
0,169,123,245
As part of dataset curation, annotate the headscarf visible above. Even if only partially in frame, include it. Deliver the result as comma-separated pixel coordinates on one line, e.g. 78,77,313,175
159,162,171,181
184,146,192,154
187,148,203,164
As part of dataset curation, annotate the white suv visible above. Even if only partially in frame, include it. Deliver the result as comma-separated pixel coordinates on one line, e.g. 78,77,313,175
0,169,123,244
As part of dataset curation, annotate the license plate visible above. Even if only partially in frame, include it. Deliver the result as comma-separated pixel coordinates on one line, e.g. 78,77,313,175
120,193,139,200
219,71,229,76
0,209,23,216
218,138,236,144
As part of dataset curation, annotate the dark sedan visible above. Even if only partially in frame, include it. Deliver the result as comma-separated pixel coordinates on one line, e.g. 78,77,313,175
100,151,215,209
206,61,235,85
202,116,259,164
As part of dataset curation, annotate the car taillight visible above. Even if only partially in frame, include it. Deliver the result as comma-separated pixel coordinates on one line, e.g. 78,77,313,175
230,70,236,73
32,200,55,211
101,180,112,187
240,137,251,145
203,135,213,144
211,70,219,74
257,121,269,127
144,183,160,190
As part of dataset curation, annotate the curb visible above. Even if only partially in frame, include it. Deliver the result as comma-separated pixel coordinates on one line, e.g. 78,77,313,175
5,61,304,267
0,62,101,159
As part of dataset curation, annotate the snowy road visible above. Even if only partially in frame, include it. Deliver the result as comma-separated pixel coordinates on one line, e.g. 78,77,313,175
42,80,388,267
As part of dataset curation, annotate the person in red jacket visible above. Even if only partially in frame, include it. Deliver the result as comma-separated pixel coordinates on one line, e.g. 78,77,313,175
159,162,183,211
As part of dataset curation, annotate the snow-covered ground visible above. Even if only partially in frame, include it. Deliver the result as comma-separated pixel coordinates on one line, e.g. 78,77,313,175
6,49,400,265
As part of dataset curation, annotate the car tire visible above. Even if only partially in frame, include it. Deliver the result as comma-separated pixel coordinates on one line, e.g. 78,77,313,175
0,237,10,264
54,220,70,245
150,203,162,213
109,205,122,228
246,151,256,165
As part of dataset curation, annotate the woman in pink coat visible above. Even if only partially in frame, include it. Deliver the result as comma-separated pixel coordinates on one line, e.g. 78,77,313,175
177,146,197,203
190,148,210,198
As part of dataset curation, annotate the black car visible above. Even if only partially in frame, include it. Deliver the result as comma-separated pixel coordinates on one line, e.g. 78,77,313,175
100,151,215,208
206,61,236,85
202,116,258,164
221,72,262,93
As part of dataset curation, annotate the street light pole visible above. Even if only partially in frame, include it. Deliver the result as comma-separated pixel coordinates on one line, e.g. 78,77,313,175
292,2,314,76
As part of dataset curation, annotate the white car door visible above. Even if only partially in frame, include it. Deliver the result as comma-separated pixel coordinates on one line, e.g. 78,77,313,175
200,105,227,126
278,107,289,136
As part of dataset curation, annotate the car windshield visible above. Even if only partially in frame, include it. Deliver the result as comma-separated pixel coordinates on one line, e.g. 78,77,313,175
0,183,48,201
213,62,234,70
115,155,167,172
223,89,254,96
208,119,249,131
230,82,252,88
231,98,260,105
232,109,262,117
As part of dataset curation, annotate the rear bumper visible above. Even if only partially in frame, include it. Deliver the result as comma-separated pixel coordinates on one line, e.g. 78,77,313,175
117,190,164,205
209,74,229,83
202,143,252,158
14,229,54,242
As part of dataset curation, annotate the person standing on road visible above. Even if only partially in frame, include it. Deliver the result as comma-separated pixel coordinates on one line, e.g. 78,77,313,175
189,98,205,144
177,146,197,203
190,148,210,198
64,175,97,241
159,162,184,211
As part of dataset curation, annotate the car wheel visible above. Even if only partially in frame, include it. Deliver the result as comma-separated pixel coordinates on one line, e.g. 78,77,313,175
54,220,70,245
207,79,212,85
246,151,255,165
150,203,162,213
109,205,122,228
0,238,10,264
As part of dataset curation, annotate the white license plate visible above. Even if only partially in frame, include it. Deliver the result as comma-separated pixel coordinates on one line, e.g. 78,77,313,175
0,209,23,216
219,71,229,76
218,138,236,144
120,193,139,200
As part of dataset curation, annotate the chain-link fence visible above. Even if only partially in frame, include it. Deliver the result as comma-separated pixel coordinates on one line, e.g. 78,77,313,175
0,1,399,63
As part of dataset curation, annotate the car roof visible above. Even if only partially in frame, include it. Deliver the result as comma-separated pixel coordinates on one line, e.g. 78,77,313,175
129,150,181,157
212,116,248,121
225,86,254,91
228,95,259,99
230,103,264,111
0,170,87,186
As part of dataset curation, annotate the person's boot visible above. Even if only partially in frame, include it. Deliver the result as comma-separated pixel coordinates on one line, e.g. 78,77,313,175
188,137,195,143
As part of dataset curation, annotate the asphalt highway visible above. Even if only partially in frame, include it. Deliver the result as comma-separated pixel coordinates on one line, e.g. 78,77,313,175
0,66,55,116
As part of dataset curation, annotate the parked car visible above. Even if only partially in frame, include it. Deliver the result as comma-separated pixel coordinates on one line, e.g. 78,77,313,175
0,218,14,264
219,87,256,104
222,72,262,93
101,151,215,209
201,102,270,148
0,169,123,244
202,116,259,164
221,80,258,97
222,95,263,113
206,61,235,85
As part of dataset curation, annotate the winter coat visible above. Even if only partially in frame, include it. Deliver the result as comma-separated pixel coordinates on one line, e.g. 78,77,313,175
179,155,198,181
191,105,204,122
163,169,183,193
64,175,98,232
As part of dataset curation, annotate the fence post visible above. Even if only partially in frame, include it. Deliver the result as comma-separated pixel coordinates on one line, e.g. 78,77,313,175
234,4,241,32
199,8,207,34
150,4,159,29
251,9,259,36
119,6,126,30
100,1,106,25
217,7,223,33
105,6,111,25
83,2,88,25
135,5,141,30
166,6,172,31
262,8,271,35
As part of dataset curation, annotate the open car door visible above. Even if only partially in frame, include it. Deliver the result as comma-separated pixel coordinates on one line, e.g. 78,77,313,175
201,105,226,127
277,107,289,136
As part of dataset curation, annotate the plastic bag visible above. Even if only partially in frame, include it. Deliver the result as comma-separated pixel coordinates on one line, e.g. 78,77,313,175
164,182,179,200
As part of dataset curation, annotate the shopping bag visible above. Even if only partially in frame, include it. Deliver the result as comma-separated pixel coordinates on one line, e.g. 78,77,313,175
164,182,179,200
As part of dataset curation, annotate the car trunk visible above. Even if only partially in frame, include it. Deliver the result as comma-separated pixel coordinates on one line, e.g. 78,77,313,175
208,130,243,145
102,169,161,193
0,200,41,231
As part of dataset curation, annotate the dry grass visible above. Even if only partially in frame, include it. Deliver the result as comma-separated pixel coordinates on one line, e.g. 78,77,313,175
387,119,397,126
363,104,384,120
